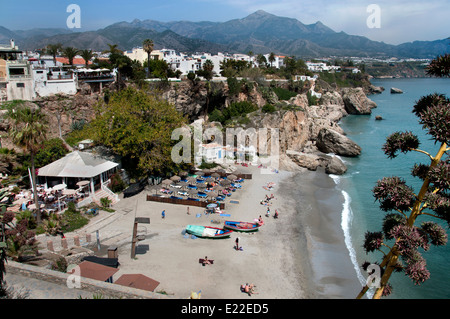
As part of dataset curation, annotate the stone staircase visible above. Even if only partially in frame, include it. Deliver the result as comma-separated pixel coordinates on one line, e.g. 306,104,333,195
93,187,119,206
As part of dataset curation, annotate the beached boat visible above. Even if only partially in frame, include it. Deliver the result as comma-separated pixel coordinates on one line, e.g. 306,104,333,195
223,221,261,232
185,225,232,239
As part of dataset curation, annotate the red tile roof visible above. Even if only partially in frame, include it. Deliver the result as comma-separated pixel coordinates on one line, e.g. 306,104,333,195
56,57,92,65
115,274,160,292
67,261,118,282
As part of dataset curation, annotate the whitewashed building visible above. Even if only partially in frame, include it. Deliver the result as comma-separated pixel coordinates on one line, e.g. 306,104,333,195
33,66,77,97
0,40,35,101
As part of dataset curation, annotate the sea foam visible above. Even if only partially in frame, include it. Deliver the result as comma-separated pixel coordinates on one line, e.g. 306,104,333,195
330,174,369,293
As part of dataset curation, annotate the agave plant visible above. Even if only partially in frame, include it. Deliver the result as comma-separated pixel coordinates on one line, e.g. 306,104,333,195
42,214,66,236
357,55,450,299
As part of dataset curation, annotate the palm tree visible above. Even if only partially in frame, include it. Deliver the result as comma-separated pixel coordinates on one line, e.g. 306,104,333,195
256,54,267,68
46,43,62,66
5,102,48,223
268,52,276,68
247,51,254,67
103,44,122,56
80,49,94,67
61,47,79,66
142,39,154,78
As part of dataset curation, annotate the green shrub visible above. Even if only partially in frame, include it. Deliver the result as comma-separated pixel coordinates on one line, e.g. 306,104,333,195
35,138,69,167
222,101,257,119
227,77,241,95
262,104,277,113
61,208,89,233
208,109,225,123
272,87,297,101
100,197,112,208
109,173,126,193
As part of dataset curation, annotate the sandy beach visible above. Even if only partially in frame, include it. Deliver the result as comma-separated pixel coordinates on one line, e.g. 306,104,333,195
65,163,361,299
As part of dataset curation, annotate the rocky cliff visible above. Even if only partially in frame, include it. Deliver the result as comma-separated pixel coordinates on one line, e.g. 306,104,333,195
183,81,377,175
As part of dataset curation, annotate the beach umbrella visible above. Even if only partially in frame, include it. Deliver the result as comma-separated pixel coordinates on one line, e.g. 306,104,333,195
179,171,188,177
207,203,217,208
187,190,197,197
205,177,214,183
52,183,67,191
196,171,205,176
62,189,77,195
228,174,237,181
187,176,197,183
76,180,90,187
13,198,28,206
170,176,181,182
211,172,220,178
179,181,188,189
162,179,172,185
221,180,231,186
28,203,45,210
207,191,218,199
202,169,211,176
197,183,207,189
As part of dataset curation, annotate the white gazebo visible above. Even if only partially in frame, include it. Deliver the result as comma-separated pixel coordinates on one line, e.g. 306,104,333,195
37,151,119,195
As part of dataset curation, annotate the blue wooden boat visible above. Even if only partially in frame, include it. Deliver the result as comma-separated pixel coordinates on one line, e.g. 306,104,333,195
185,225,232,239
224,220,261,232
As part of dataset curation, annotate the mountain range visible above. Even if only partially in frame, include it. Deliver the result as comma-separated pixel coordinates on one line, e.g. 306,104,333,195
1,10,448,59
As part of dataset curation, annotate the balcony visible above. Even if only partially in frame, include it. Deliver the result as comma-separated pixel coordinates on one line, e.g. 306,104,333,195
47,74,74,81
9,74,32,80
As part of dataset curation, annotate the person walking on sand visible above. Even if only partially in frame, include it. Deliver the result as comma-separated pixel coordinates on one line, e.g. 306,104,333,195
162,210,165,219
187,207,190,215
235,237,240,250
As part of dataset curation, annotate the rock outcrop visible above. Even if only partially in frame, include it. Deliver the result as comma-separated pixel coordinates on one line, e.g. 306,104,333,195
316,128,362,157
341,87,377,115
162,81,209,119
369,85,385,94
390,87,403,94
325,156,348,175
285,150,348,175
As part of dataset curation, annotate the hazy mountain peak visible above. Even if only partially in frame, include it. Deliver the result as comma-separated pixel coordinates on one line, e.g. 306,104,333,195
0,10,445,58
245,10,274,19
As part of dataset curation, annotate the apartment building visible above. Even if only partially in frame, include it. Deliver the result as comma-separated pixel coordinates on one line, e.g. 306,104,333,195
0,40,34,101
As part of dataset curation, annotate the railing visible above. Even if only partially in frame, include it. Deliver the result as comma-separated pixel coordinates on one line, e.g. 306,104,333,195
100,180,119,202
76,195,93,209
9,74,32,79
47,74,73,80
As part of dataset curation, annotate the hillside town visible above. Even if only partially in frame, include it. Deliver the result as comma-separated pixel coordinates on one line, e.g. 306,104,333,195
0,37,383,102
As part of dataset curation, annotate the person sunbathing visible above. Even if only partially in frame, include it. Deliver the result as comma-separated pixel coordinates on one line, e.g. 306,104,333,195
242,283,258,296
202,256,211,265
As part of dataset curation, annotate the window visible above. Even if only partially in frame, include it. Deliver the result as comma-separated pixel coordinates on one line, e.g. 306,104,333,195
16,83,25,88
9,68,25,76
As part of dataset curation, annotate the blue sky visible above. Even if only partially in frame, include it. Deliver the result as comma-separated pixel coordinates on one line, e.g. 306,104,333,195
1,0,449,45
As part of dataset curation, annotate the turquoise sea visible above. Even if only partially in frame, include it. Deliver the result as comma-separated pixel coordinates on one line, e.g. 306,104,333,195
336,78,450,299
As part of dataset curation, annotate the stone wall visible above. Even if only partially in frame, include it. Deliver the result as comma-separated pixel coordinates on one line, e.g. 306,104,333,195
5,260,172,299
